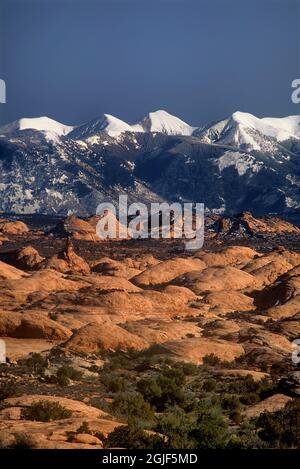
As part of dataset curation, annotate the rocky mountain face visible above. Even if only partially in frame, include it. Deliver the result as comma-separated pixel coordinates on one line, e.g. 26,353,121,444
0,110,299,223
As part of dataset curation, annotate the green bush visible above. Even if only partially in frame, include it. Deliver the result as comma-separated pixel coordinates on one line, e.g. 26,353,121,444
104,420,162,449
22,353,48,373
137,375,185,412
77,421,91,434
221,394,241,412
202,379,216,392
202,354,221,366
180,362,199,376
9,433,37,450
57,365,82,381
240,392,260,406
21,400,72,422
155,406,197,448
0,379,17,401
190,401,229,449
51,365,83,386
100,373,129,393
111,392,154,421
255,400,300,448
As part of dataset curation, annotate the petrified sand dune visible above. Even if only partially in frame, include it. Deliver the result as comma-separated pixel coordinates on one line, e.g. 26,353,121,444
131,257,206,287
196,246,259,268
124,254,160,270
0,394,122,448
4,337,57,361
0,219,29,235
91,256,141,279
0,246,45,271
1,215,299,449
243,394,292,419
121,319,202,345
172,265,256,294
53,215,100,241
0,260,27,280
269,319,300,340
0,311,71,340
79,274,141,292
64,322,149,353
254,268,300,319
203,290,255,313
43,239,90,274
1,269,87,295
90,288,197,319
213,212,300,236
237,327,292,354
144,337,245,364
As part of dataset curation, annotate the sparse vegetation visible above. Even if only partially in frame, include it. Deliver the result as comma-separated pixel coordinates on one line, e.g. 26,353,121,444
9,433,37,450
21,400,72,422
0,379,18,401
255,400,300,448
21,353,48,373
104,420,162,449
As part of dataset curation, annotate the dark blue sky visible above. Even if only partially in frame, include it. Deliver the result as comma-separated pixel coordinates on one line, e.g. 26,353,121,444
0,0,299,127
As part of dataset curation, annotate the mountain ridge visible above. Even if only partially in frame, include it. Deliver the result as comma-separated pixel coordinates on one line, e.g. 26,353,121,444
0,109,299,221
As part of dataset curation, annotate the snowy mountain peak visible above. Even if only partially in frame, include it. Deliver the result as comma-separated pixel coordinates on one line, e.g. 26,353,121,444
228,111,300,142
136,109,195,135
101,114,133,137
216,111,300,151
0,116,74,137
68,114,133,140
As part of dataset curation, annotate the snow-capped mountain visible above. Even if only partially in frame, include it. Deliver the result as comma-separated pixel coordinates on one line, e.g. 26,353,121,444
198,112,300,152
68,114,133,139
132,110,195,135
0,109,299,222
65,110,195,140
0,116,74,138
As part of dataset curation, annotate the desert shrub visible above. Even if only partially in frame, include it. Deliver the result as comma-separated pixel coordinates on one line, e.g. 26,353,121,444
48,312,58,321
9,432,37,450
0,379,17,400
51,365,83,386
270,361,288,377
66,431,77,442
21,400,72,422
240,392,260,405
255,400,300,448
191,401,229,449
77,421,91,434
89,396,110,413
221,394,241,412
101,373,130,393
155,406,197,448
57,365,82,381
111,391,154,421
180,362,199,376
202,378,217,392
227,421,266,449
230,409,243,424
104,420,162,449
137,374,186,412
22,353,48,373
202,354,221,366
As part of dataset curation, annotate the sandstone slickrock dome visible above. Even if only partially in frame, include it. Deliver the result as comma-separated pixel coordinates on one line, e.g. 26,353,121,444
0,213,299,448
